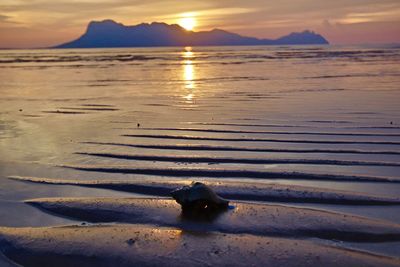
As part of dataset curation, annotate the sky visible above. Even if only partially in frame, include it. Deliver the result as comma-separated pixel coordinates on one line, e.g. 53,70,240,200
0,0,400,48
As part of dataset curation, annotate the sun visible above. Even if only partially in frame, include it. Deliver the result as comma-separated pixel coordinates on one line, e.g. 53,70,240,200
179,16,196,31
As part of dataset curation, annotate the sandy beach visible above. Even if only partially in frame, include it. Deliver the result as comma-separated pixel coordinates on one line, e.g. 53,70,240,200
0,45,400,266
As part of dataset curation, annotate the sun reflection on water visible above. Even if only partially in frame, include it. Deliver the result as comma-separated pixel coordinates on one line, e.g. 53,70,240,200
182,47,196,103
184,63,195,89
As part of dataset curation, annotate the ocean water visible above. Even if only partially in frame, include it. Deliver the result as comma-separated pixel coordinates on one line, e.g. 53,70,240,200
0,45,400,258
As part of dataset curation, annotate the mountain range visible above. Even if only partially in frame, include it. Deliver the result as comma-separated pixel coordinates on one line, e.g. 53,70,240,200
55,20,329,48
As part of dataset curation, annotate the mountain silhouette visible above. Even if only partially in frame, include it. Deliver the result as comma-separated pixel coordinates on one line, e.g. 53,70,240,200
55,20,329,48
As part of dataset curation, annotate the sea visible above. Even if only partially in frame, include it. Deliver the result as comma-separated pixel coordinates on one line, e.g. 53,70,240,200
0,45,400,261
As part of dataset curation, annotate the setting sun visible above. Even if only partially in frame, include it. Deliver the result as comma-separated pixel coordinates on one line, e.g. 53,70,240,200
179,16,196,31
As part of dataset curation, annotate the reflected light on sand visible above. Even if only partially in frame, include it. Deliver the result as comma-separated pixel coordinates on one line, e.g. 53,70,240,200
182,47,196,102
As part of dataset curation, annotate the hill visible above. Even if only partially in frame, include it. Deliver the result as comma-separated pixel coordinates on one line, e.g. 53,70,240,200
55,20,329,48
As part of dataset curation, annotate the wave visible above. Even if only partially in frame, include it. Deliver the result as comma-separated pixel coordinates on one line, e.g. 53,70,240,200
10,176,400,205
82,142,400,155
42,110,89,114
185,122,400,130
306,120,353,124
76,152,400,167
59,165,400,183
58,107,119,111
2,48,398,65
0,54,162,64
304,74,382,79
274,49,400,61
131,127,400,137
80,104,115,107
122,134,400,145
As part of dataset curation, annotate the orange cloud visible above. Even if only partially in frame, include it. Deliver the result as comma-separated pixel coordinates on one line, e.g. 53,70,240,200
1,0,400,48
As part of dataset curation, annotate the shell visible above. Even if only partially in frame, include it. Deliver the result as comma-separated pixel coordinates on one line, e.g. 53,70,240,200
171,182,229,212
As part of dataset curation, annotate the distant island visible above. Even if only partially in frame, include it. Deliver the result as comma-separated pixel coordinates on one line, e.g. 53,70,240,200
55,20,329,48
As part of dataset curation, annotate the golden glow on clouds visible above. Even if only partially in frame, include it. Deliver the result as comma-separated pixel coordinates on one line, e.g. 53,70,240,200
1,0,400,47
339,8,400,24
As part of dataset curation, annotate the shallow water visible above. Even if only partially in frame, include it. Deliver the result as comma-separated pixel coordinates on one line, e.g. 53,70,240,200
0,45,400,259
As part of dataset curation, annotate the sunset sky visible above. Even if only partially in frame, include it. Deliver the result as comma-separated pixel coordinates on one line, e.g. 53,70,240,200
1,0,400,48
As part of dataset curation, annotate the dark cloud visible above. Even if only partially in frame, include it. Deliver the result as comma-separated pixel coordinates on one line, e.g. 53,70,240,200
0,14,10,21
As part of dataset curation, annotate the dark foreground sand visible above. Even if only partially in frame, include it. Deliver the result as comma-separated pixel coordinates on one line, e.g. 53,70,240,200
25,197,400,242
1,176,399,266
1,224,400,267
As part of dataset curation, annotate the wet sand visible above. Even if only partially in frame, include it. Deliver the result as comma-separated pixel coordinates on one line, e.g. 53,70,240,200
2,224,400,267
1,45,400,266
